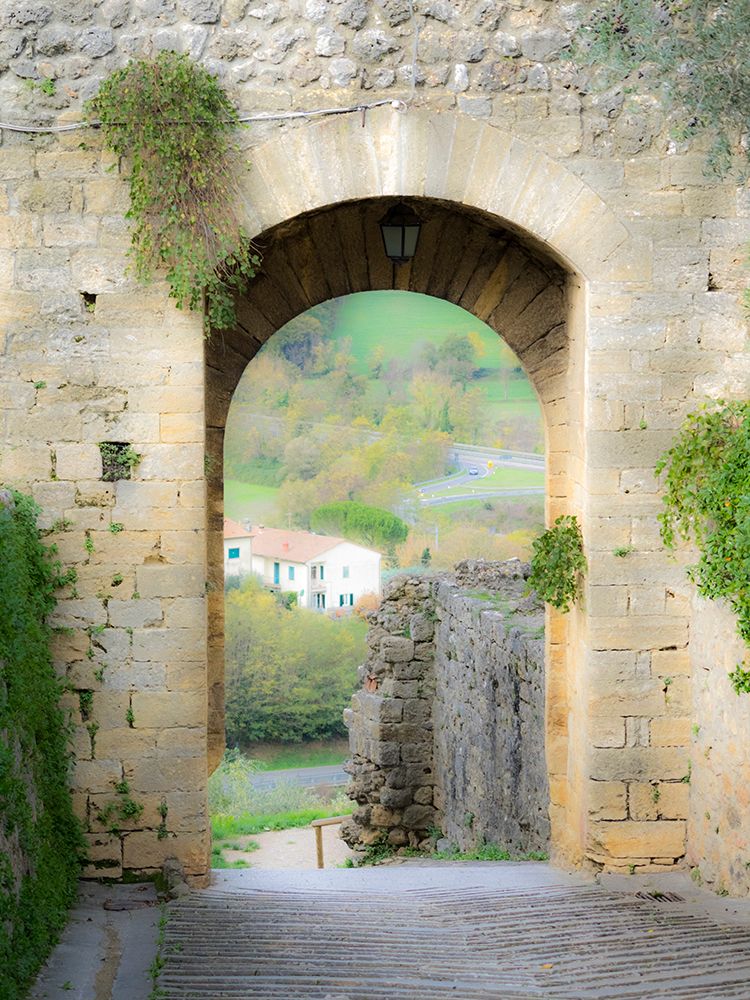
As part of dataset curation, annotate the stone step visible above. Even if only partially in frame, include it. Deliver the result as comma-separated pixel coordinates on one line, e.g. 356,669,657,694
157,870,750,999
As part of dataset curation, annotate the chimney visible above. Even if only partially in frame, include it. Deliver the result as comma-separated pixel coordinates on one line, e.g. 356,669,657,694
282,541,290,552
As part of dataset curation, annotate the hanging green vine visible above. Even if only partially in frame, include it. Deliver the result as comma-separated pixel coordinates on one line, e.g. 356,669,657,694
656,401,750,687
87,51,260,332
528,515,587,613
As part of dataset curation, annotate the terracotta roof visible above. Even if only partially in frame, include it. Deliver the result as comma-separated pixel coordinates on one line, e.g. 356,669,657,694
223,517,253,540
248,526,347,563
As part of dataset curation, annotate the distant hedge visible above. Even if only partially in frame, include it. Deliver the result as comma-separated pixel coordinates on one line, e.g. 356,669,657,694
0,490,82,999
310,501,408,549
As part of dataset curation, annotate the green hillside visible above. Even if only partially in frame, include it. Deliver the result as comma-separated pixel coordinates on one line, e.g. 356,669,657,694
331,291,538,426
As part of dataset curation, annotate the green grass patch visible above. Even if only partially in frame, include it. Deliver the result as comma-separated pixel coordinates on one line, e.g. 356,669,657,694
351,840,549,866
433,844,549,862
428,466,544,497
212,804,352,840
210,844,252,869
224,479,279,523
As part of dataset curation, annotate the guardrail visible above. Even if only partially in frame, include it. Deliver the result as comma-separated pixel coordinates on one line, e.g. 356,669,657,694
310,815,348,869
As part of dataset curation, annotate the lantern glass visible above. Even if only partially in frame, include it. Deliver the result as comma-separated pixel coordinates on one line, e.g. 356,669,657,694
379,203,422,263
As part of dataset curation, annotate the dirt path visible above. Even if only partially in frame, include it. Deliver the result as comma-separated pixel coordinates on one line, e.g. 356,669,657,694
221,824,355,870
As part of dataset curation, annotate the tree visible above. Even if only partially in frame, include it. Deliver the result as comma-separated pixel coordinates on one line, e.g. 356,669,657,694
310,500,408,549
420,547,432,567
224,577,365,743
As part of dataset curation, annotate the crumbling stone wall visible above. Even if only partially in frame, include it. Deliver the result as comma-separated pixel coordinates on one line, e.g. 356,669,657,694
343,575,437,850
344,562,549,854
433,563,549,854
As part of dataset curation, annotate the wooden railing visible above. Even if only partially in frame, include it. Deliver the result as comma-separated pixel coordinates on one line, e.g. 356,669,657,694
310,815,348,869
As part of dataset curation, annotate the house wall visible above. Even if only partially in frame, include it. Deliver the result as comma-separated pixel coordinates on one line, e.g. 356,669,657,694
316,542,382,611
223,535,253,578
251,553,309,603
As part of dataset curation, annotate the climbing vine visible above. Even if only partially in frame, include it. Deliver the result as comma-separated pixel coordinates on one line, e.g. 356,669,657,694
87,51,261,332
656,401,750,684
571,1,750,177
528,515,587,613
0,490,83,999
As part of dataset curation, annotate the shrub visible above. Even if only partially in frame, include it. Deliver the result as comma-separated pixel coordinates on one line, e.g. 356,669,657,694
225,577,366,743
88,51,260,331
0,490,82,999
656,401,750,686
527,515,586,613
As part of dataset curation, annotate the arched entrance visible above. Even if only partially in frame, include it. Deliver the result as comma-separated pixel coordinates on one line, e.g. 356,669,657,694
205,194,587,866
198,107,685,877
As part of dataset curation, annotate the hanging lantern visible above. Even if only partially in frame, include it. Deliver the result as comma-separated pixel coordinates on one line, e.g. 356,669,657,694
378,202,422,264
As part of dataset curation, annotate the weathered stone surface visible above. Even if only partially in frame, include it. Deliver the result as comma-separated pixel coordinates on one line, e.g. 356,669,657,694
0,1,744,889
345,566,548,855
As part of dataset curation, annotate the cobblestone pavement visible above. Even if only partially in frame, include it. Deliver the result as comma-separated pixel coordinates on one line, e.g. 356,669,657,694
159,864,750,999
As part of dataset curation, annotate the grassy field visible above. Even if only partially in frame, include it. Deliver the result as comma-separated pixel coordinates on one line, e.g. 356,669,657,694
225,479,280,523
417,494,546,522
332,291,540,427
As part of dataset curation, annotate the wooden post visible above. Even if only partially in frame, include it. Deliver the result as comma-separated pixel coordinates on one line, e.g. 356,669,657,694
310,815,348,870
315,825,324,869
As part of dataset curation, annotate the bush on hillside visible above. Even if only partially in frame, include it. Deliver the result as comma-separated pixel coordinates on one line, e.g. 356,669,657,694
225,577,366,743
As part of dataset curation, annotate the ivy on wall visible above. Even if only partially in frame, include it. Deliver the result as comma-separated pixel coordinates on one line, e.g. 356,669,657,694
87,51,260,332
656,402,750,691
0,490,82,999
528,515,586,614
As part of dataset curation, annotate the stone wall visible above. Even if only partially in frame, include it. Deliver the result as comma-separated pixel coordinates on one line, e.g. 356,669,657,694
433,566,548,854
688,597,750,896
344,563,549,855
343,575,437,850
0,0,748,881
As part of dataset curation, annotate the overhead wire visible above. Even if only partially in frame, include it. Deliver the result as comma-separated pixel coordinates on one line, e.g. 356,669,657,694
0,6,420,136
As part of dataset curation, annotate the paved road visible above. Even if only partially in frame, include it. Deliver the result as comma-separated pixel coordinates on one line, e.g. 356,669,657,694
418,487,544,507
250,763,348,790
160,865,750,998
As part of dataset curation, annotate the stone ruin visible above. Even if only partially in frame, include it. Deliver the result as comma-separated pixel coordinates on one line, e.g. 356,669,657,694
342,560,549,856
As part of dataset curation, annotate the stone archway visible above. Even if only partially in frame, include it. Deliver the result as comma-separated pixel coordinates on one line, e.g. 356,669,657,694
203,105,639,868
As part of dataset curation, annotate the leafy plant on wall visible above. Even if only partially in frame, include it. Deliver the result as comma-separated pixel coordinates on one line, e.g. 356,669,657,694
527,514,586,614
0,490,83,998
656,401,750,693
88,51,260,332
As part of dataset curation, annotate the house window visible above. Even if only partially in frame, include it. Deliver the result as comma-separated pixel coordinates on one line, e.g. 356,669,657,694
288,566,295,581
227,547,240,560
273,561,280,585
311,564,324,581
314,593,326,609
343,566,350,579
339,594,354,607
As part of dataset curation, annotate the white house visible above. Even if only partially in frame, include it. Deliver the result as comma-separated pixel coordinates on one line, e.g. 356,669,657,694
223,517,254,578
223,520,381,611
